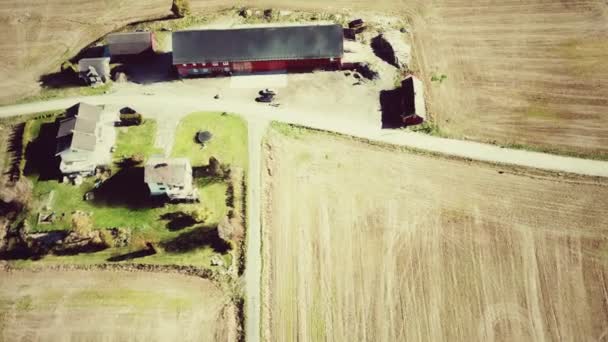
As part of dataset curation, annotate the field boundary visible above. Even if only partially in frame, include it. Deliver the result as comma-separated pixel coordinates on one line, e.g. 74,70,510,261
269,122,608,185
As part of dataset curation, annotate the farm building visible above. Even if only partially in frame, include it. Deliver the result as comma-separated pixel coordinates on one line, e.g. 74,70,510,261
144,157,198,201
55,103,109,175
78,57,110,85
107,31,155,57
172,24,344,77
400,75,426,125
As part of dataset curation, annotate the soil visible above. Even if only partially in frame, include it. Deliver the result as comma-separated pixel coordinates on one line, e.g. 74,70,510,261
0,268,229,342
261,126,608,341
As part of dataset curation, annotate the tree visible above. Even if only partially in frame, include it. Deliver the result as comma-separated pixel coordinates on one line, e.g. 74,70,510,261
71,212,93,236
190,207,212,223
172,0,190,17
208,156,221,176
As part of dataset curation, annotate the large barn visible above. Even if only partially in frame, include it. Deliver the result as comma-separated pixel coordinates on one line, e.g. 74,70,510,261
172,24,344,77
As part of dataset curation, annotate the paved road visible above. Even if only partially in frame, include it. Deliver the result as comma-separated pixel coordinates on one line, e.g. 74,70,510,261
2,91,608,342
2,93,607,178
245,119,268,342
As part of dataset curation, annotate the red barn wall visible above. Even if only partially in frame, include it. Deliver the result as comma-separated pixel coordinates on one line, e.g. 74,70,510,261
175,58,341,77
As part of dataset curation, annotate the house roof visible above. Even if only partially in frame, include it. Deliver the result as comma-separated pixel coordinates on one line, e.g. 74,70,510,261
172,24,344,64
145,157,192,187
78,57,110,75
56,102,102,154
70,131,97,152
107,32,153,55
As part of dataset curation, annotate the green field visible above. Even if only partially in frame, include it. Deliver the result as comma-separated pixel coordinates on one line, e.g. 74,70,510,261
16,110,247,267
0,270,226,341
172,111,248,170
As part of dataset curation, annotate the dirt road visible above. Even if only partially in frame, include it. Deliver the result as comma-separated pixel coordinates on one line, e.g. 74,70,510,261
1,92,607,178
244,119,269,342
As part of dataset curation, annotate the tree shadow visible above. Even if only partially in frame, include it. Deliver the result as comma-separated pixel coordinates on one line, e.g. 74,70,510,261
93,167,161,209
160,211,196,231
119,52,177,84
161,225,231,254
107,247,156,262
23,122,61,180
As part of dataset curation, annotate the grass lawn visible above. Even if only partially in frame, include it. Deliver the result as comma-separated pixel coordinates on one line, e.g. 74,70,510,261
16,110,247,267
15,83,112,105
172,111,248,170
113,119,163,162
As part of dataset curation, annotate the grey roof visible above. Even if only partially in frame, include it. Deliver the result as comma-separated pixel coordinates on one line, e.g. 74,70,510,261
145,157,191,186
56,102,102,154
78,57,110,76
70,132,97,152
107,32,153,55
172,24,344,64
66,103,102,122
57,117,77,138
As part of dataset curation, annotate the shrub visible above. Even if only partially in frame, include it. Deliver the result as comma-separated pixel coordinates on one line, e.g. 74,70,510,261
190,207,212,223
172,0,191,17
208,156,221,176
119,112,142,126
71,212,93,236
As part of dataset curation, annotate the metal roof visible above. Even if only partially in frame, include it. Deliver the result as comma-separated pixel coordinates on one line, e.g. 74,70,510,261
107,32,153,55
145,157,191,187
172,24,344,64
56,102,102,154
78,57,110,75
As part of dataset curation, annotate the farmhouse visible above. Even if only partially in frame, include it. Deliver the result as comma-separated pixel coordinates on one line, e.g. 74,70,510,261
144,157,197,201
172,24,344,77
107,31,155,57
55,103,109,175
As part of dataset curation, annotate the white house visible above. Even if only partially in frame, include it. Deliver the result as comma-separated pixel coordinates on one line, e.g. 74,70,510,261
144,157,198,201
55,103,111,175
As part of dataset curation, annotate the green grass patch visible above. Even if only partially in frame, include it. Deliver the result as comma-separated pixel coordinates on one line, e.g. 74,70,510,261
15,83,112,105
171,112,248,169
113,120,163,162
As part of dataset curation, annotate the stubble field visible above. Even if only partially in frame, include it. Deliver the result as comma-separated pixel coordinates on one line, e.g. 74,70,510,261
261,124,608,341
0,270,229,342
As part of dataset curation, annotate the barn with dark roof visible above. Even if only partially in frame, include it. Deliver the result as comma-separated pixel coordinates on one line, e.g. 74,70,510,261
171,24,344,77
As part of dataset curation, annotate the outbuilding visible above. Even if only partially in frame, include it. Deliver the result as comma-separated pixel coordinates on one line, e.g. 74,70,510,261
78,57,110,84
172,24,344,77
144,157,198,201
107,31,155,57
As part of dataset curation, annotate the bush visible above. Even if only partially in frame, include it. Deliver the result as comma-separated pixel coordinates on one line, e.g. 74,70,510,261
172,0,191,17
208,156,221,176
119,112,142,126
190,207,212,223
71,212,93,236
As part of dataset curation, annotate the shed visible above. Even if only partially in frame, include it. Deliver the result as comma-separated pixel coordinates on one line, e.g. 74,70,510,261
78,57,110,81
400,75,426,119
107,31,155,56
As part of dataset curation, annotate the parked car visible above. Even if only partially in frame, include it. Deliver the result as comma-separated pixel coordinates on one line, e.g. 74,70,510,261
259,88,277,96
255,95,274,103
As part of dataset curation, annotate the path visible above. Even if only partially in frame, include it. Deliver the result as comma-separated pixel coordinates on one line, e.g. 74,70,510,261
244,119,268,342
2,93,607,178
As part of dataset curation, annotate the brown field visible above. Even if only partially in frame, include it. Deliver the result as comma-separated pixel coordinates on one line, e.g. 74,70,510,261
261,125,608,341
0,0,172,103
0,270,230,342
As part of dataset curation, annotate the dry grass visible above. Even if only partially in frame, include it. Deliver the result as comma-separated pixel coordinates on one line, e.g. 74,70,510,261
261,126,608,341
0,0,172,104
0,269,229,342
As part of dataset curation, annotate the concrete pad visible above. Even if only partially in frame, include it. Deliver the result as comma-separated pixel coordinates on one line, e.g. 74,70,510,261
229,74,289,89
